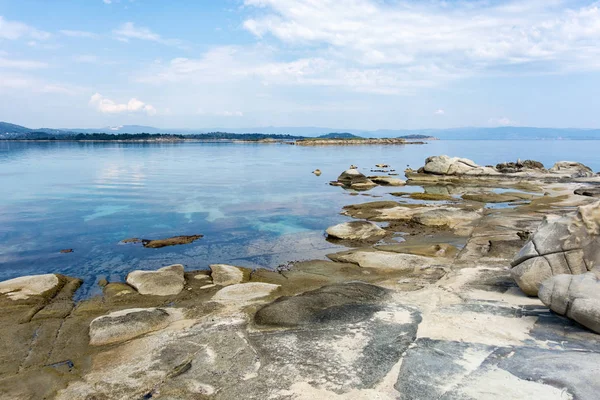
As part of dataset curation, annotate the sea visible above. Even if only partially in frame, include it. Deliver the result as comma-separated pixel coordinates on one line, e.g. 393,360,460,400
1,140,598,298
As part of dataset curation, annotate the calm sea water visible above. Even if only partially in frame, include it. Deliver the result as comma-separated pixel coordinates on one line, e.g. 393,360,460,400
1,140,598,297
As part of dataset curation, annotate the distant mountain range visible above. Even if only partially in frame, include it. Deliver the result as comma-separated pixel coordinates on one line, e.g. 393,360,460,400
1,121,600,140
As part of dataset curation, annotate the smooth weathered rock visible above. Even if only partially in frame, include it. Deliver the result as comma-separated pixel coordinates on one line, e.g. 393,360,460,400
210,264,244,286
126,264,185,296
328,249,448,270
326,220,386,241
422,155,481,175
212,282,280,302
549,161,595,178
391,192,454,201
539,273,600,334
496,160,545,173
89,307,179,346
511,201,600,295
0,274,60,301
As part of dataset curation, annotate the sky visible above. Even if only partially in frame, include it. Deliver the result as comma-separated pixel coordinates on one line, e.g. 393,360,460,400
1,0,600,130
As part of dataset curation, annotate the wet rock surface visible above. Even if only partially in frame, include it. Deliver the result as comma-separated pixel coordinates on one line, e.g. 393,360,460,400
326,220,387,242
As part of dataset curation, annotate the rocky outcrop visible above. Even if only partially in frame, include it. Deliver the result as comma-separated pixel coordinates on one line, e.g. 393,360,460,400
549,161,595,178
422,155,483,175
496,160,545,173
210,264,245,286
511,201,600,296
333,168,377,190
89,307,181,346
126,264,185,296
326,221,386,241
575,186,600,198
539,273,600,334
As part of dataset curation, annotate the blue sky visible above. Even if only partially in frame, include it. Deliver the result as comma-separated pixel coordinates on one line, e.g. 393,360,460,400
1,0,600,130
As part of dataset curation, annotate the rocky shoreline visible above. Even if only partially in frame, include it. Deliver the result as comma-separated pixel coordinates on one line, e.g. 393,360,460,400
295,138,426,146
2,155,600,399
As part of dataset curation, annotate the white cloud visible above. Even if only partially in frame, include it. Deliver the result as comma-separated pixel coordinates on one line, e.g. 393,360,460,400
89,93,157,116
60,30,98,38
0,73,80,95
434,109,445,115
113,22,185,48
0,16,50,40
103,0,112,4
242,0,600,81
0,57,48,70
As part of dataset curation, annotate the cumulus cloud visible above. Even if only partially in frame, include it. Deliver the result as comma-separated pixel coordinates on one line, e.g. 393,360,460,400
89,93,157,116
0,16,50,40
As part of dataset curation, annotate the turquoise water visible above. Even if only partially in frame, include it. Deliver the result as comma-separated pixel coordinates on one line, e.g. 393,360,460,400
0,140,598,297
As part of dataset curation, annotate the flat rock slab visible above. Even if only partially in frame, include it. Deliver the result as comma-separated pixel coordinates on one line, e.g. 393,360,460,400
89,307,180,346
126,264,185,296
255,282,389,327
368,176,406,186
396,339,596,400
462,191,536,203
326,220,386,241
0,274,60,301
210,264,244,286
212,282,280,302
329,249,448,270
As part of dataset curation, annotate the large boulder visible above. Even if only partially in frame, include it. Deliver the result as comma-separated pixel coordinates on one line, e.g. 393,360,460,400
89,307,180,346
126,264,185,296
326,221,386,241
0,274,61,301
511,201,600,296
539,273,600,334
422,155,480,175
549,161,595,178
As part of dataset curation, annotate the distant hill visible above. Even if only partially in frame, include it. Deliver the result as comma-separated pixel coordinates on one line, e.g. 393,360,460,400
397,134,438,140
317,132,361,139
2,121,600,140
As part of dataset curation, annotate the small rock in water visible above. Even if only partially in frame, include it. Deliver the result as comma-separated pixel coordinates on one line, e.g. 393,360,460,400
142,235,203,248
326,221,387,241
60,249,73,253
312,169,322,176
375,164,389,168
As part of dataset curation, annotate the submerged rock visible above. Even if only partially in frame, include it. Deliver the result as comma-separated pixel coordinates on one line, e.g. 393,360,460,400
391,192,453,201
0,274,61,301
89,307,180,346
142,235,203,248
126,264,185,296
539,273,600,334
326,221,386,241
210,264,245,286
511,201,600,296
